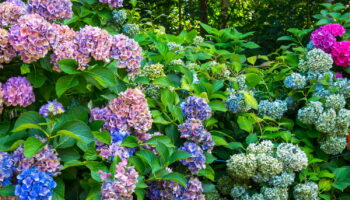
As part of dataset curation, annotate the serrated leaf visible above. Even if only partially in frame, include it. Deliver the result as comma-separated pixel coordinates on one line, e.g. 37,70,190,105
24,137,45,158
56,75,79,97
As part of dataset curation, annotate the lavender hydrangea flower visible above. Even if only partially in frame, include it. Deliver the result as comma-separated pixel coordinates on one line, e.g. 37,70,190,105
3,76,35,107
110,34,143,75
13,145,62,176
181,96,212,121
9,14,52,63
179,142,206,174
182,177,206,200
49,23,76,50
0,28,16,67
39,100,65,117
178,118,214,152
99,0,123,8
0,1,26,27
28,0,73,21
0,152,15,187
15,169,56,200
96,142,133,161
100,160,138,200
0,84,4,114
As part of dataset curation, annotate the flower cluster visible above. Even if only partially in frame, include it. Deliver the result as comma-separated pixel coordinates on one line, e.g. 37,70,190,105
284,73,306,90
319,136,347,155
15,169,56,200
331,41,350,67
258,100,287,120
39,100,65,117
276,143,308,172
13,144,62,176
193,36,204,45
112,10,127,25
9,14,52,63
3,76,35,107
261,187,288,200
310,24,345,53
99,0,123,8
100,160,138,200
293,182,319,200
181,96,212,121
96,141,132,160
0,152,15,187
0,1,26,27
0,28,16,67
179,142,206,174
141,63,165,81
178,118,214,152
268,172,295,188
28,0,73,21
299,48,333,72
167,42,183,54
123,23,140,38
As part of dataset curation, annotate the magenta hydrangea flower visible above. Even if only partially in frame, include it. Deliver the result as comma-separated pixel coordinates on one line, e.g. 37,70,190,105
100,160,138,200
28,0,73,21
74,25,113,62
179,118,214,152
3,77,35,107
310,28,336,53
179,142,206,174
320,24,346,37
13,144,62,176
0,1,26,27
9,14,53,63
39,100,65,117
331,41,350,67
181,96,212,121
0,28,16,67
108,88,153,133
335,73,343,79
110,34,143,75
99,0,123,8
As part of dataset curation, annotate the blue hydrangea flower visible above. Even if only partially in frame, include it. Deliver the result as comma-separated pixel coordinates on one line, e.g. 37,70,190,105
15,169,56,200
179,142,206,174
226,90,253,113
181,96,212,121
112,10,127,25
258,100,287,120
0,152,15,187
284,73,306,90
39,100,65,118
110,128,130,144
122,24,139,38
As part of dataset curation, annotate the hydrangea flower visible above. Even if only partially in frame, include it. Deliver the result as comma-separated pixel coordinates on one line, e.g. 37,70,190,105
181,96,212,121
205,189,222,200
193,36,204,45
226,90,253,113
15,169,56,200
315,109,337,134
0,84,3,114
110,34,143,75
261,187,288,200
253,154,283,183
99,0,123,8
320,23,346,37
293,182,319,200
227,153,257,180
9,14,52,63
247,140,274,155
0,1,26,27
90,107,128,133
310,28,336,53
142,85,162,100
179,142,206,174
217,176,235,195
258,100,287,120
167,42,183,54
331,41,350,67
28,0,73,21
230,185,246,198
108,88,153,133
170,59,185,66
122,24,140,38
182,177,205,200
319,136,346,155
284,73,306,90
305,48,333,72
0,152,15,187
297,101,324,125
0,28,16,67
3,76,35,107
96,142,133,160
325,94,345,110
39,100,65,117
49,23,76,50
100,160,138,200
13,144,62,176
332,78,350,98
112,10,127,25
179,118,214,152
141,63,165,81
269,172,295,188
276,143,308,172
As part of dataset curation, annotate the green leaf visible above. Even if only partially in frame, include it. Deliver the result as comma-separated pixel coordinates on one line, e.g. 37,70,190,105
58,59,81,74
13,112,45,132
246,133,258,144
169,150,192,164
0,185,15,196
84,67,116,88
237,116,254,132
53,178,65,200
162,172,187,187
212,135,228,146
86,161,108,182
24,137,45,158
21,64,30,74
247,56,257,65
13,123,46,133
243,91,258,110
136,150,161,174
56,75,79,97
56,130,83,141
27,70,47,88
156,142,170,163
333,167,350,191
135,189,146,200
226,142,243,150
145,135,174,147
245,73,262,87
209,101,227,112
92,131,111,145
198,166,215,181
121,136,139,148
58,121,93,143
153,76,175,87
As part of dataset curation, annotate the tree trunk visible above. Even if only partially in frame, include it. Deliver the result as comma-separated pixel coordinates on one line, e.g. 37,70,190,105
199,0,209,34
220,0,230,29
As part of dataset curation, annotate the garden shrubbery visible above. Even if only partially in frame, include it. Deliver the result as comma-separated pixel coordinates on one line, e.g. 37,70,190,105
0,0,350,200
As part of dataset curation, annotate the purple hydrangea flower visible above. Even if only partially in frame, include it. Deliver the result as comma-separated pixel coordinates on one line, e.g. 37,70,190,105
310,28,336,53
39,100,65,117
0,152,15,187
9,14,53,63
181,96,212,121
110,34,143,75
0,28,17,67
179,142,206,174
90,107,128,132
99,0,123,8
3,77,35,107
0,83,4,114
13,144,62,176
178,118,214,152
49,23,76,50
15,169,56,200
28,0,73,21
182,177,205,200
96,142,133,161
0,1,26,27
100,160,138,200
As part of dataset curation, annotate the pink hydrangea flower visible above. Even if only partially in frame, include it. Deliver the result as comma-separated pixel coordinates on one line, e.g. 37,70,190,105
320,23,346,37
331,41,350,67
0,1,27,27
28,0,73,21
3,76,35,107
310,28,336,53
0,28,16,66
